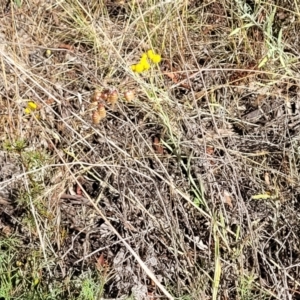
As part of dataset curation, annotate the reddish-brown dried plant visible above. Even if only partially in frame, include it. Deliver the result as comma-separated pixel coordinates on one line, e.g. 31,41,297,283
153,137,164,155
92,104,106,124
91,90,103,103
97,103,106,119
107,90,118,108
92,110,101,124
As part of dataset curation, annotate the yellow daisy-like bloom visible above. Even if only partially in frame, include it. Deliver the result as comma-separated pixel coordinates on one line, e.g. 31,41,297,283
151,54,162,63
135,63,144,73
142,60,151,70
131,50,161,73
24,107,32,114
141,53,148,60
147,49,155,59
28,101,37,110
139,56,147,63
139,56,150,71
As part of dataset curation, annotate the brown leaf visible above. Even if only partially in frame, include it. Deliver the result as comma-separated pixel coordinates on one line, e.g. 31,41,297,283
153,137,164,155
223,190,233,208
206,146,214,155
264,172,270,186
75,184,82,196
76,177,84,196
96,253,105,270
163,71,191,89
45,98,55,105
57,43,74,51
163,71,179,83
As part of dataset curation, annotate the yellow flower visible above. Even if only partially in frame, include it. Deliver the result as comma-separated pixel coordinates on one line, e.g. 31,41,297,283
45,49,52,58
139,56,150,70
139,56,147,64
135,63,144,73
151,54,162,63
24,107,31,114
24,101,38,114
131,50,161,73
28,101,37,110
141,53,148,60
147,49,155,59
142,60,150,70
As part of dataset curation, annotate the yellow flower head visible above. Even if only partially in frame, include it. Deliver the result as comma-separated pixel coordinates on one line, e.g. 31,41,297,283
28,101,37,110
142,60,150,70
131,50,161,73
151,54,162,63
45,49,52,58
139,56,147,64
139,55,150,70
135,63,144,73
141,53,148,60
147,49,155,59
24,107,31,114
24,101,38,114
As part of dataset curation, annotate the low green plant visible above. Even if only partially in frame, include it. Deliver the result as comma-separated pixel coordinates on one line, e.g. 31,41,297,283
3,139,26,152
237,273,257,300
0,237,20,299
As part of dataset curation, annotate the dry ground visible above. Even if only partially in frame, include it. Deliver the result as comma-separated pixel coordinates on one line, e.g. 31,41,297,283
1,0,300,299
